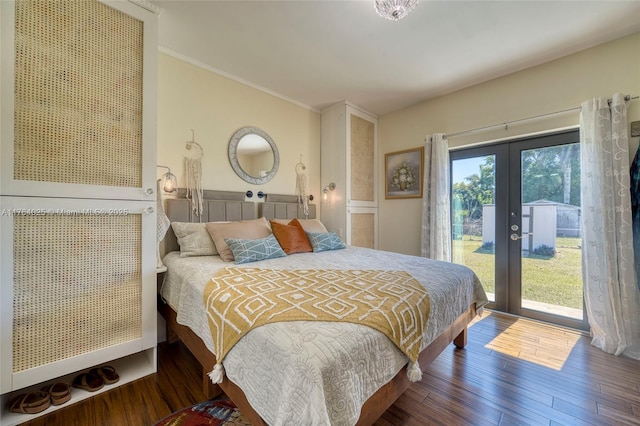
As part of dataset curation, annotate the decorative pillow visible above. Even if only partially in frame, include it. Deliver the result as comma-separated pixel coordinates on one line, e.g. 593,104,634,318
171,222,218,257
270,219,313,254
271,218,328,233
306,232,346,252
225,234,287,264
205,217,272,262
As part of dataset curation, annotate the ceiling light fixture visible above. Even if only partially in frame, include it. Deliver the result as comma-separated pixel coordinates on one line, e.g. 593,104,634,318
374,0,418,22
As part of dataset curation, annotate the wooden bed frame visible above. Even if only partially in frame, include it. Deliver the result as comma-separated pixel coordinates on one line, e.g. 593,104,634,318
158,191,477,425
159,301,475,425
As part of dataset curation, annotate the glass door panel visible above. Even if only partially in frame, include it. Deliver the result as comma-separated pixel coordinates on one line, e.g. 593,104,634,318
517,143,583,320
452,155,496,303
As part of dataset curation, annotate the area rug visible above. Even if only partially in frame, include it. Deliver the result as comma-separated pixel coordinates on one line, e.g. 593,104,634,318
154,398,250,426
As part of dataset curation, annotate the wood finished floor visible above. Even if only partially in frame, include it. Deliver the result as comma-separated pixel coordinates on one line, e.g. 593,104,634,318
20,311,640,426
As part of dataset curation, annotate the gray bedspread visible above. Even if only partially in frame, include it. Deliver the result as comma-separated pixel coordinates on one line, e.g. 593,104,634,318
161,246,488,426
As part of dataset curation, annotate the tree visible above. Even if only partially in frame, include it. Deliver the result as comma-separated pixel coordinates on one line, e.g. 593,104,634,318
521,144,580,206
452,143,581,233
453,155,495,221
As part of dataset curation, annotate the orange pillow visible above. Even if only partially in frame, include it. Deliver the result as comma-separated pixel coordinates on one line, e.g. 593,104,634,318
270,219,313,254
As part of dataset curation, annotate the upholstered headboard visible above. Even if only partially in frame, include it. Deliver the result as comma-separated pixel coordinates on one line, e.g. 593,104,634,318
162,191,316,254
163,190,255,254
258,193,316,221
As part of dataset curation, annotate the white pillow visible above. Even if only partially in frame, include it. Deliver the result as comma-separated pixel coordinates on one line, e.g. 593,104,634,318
171,222,218,257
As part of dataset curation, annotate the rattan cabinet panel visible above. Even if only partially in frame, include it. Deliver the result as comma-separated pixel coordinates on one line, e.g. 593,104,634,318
0,1,158,422
14,1,143,188
321,102,379,248
12,213,142,373
1,197,157,392
348,208,378,249
1,0,157,201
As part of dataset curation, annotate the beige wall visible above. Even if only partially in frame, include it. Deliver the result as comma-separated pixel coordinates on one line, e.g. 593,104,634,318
157,53,321,202
378,32,640,256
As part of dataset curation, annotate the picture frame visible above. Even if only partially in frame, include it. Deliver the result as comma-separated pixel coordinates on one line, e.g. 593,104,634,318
385,146,424,199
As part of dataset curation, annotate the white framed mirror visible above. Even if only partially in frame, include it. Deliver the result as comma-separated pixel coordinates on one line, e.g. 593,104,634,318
228,127,279,185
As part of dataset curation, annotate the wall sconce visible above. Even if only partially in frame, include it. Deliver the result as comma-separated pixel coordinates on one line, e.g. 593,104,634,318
322,182,336,200
157,165,177,193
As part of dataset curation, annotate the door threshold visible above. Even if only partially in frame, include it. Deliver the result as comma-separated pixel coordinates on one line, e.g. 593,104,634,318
483,309,589,336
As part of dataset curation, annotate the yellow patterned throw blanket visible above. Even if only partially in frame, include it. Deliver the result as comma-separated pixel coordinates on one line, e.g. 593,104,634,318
203,267,431,383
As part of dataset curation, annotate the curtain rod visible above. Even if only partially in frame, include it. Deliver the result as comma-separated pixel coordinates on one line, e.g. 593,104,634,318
445,94,639,139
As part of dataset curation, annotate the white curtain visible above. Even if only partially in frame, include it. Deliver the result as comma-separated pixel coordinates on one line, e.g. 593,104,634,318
580,93,640,360
421,133,451,261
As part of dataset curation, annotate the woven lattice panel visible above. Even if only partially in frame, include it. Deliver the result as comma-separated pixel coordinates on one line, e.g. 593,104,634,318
12,214,142,373
350,115,375,202
14,0,143,187
350,212,375,249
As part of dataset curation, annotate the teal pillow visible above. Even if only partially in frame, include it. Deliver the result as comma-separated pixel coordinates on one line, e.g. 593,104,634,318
225,234,287,264
306,232,346,252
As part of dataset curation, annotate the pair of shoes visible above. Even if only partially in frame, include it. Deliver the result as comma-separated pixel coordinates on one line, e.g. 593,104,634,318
8,391,50,414
73,366,119,392
90,366,119,385
72,371,104,392
41,382,71,406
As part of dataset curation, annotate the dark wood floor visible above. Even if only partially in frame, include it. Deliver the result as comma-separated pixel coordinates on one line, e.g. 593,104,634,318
20,311,640,426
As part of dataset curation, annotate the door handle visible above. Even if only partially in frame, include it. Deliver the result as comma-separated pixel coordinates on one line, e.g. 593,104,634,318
510,233,531,241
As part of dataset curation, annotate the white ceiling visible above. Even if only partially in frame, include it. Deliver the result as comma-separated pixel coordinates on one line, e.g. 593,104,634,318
151,0,640,116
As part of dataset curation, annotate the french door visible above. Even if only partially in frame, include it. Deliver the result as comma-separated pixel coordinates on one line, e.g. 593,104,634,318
451,130,588,330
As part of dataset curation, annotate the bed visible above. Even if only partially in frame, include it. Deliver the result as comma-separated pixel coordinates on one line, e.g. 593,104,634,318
158,191,488,426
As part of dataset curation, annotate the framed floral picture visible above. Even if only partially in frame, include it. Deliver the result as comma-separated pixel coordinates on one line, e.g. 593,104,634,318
385,146,424,199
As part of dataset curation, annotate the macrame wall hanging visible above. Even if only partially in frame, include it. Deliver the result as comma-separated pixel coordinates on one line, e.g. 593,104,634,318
184,129,204,217
295,155,309,218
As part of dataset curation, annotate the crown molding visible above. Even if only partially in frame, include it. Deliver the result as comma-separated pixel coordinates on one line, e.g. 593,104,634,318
158,46,319,114
128,0,162,15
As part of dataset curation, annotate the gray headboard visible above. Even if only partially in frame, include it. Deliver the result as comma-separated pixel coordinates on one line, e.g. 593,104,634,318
163,190,255,254
162,191,315,254
258,193,316,221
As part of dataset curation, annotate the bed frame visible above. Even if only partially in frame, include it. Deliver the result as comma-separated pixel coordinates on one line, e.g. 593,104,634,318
158,191,476,425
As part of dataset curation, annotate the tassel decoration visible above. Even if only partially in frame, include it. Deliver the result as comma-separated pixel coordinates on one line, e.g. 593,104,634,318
406,361,422,382
208,363,225,384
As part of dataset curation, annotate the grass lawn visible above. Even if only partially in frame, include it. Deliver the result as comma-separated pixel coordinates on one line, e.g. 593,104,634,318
453,236,583,310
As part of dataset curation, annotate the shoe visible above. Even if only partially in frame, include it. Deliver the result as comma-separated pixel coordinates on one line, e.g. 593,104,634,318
8,391,50,414
90,366,119,385
72,372,104,392
41,382,71,406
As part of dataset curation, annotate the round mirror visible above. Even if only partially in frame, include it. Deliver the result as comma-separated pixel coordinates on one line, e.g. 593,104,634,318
228,127,279,185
